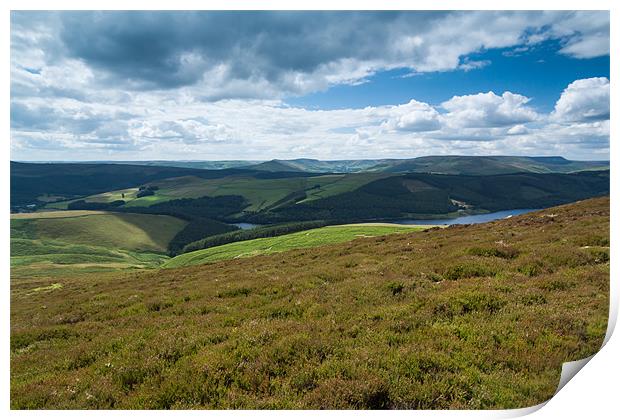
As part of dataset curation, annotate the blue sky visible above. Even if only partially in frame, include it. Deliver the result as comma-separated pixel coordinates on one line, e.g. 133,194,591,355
290,41,610,113
10,11,610,161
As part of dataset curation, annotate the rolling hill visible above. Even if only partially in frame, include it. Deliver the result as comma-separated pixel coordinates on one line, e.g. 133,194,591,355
46,173,388,214
10,211,188,277
13,155,609,210
10,197,609,409
374,155,610,175
10,162,244,208
243,159,391,173
164,224,428,268
86,160,263,170
251,170,610,223
244,160,308,173
45,156,602,175
28,165,608,226
10,161,318,210
11,160,610,262
232,156,609,175
13,160,608,264
13,158,609,214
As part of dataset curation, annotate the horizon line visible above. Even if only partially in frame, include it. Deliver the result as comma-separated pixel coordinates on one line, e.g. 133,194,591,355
10,155,611,164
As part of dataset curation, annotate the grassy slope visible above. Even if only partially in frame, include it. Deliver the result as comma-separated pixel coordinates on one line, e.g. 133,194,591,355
11,212,187,277
14,213,187,252
245,160,306,172
244,157,609,175
11,210,108,219
10,242,169,279
164,225,426,268
10,161,259,207
377,156,610,175
49,175,306,211
78,188,140,204
10,197,609,409
298,173,389,203
52,174,387,212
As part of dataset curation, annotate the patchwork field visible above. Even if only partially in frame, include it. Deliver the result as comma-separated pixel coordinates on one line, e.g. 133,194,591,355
10,197,609,409
298,173,389,203
46,173,392,212
164,224,428,268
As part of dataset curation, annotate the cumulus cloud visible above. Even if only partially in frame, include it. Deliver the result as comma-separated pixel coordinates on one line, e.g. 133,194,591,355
549,11,610,59
441,92,539,128
552,77,610,123
381,100,441,132
458,59,491,72
10,11,609,99
10,77,609,161
507,125,529,135
130,119,234,145
9,11,610,161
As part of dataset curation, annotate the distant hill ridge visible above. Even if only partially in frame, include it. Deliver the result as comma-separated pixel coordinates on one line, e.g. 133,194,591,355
73,155,604,175
17,155,608,175
242,156,608,175
11,157,609,211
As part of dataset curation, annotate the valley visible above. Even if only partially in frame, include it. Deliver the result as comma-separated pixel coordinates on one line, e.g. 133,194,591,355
9,9,612,413
9,157,611,409
10,197,610,409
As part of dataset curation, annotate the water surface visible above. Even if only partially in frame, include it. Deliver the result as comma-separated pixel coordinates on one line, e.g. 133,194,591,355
392,208,539,226
233,222,262,230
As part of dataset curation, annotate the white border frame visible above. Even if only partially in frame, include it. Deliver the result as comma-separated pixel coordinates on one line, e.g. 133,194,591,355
2,2,616,419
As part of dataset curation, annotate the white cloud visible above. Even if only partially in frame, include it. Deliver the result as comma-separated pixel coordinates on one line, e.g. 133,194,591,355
10,77,610,161
7,11,611,162
441,91,539,128
381,100,441,132
458,59,491,72
552,77,610,123
129,120,234,145
549,11,610,59
10,11,610,101
507,125,529,135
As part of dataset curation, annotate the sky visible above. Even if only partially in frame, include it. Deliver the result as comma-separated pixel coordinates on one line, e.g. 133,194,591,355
10,11,610,161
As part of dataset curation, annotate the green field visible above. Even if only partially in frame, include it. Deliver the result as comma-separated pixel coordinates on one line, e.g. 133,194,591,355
298,173,389,203
47,175,307,211
10,241,169,278
42,188,139,208
46,173,388,212
11,210,108,219
164,224,428,268
10,197,609,409
12,212,187,252
12,212,428,276
11,212,187,278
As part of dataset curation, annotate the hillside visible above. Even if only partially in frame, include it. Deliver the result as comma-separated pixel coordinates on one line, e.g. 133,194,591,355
89,160,263,170
164,224,427,268
244,159,391,173
231,156,609,175
10,162,317,210
14,155,609,210
245,160,308,173
375,156,609,175
10,197,609,409
10,162,244,208
255,170,609,223
10,211,187,277
47,173,388,214
35,166,609,227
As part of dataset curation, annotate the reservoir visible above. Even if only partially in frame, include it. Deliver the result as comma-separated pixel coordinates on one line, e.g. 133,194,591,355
233,209,539,230
392,208,539,226
233,222,262,230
